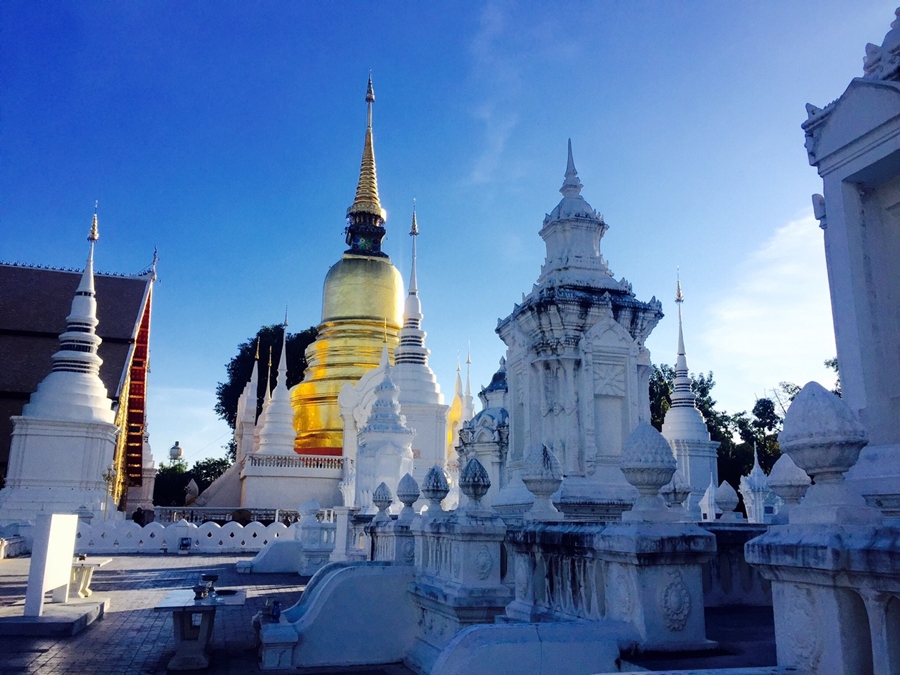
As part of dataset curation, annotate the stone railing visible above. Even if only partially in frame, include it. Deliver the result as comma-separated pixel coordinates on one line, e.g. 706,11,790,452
155,506,301,524
504,521,608,622
75,519,290,554
245,454,344,470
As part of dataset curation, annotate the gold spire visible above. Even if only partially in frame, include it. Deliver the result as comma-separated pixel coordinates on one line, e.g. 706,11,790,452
347,73,385,221
88,201,99,242
254,337,260,360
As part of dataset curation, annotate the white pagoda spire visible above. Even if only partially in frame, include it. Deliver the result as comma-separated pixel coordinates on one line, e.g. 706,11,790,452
234,338,261,461
23,204,114,424
257,319,297,454
394,202,429,367
661,274,720,520
463,345,474,422
669,273,696,411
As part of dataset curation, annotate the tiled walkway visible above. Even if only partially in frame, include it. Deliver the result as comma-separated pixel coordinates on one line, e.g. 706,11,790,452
0,554,412,675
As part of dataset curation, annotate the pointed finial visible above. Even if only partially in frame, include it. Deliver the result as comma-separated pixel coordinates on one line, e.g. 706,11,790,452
675,267,683,304
465,344,472,397
88,201,100,242
410,199,418,236
347,73,385,227
254,337,260,360
457,350,461,372
150,246,159,281
284,306,289,328
408,200,419,296
560,139,583,197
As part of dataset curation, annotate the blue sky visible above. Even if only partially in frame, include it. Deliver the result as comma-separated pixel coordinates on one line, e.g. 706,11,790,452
2,2,893,466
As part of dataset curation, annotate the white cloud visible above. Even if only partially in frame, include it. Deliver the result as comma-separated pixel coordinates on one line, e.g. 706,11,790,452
146,386,232,466
699,211,836,413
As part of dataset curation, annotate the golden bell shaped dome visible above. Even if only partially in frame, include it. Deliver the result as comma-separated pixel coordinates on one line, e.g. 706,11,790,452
290,254,403,454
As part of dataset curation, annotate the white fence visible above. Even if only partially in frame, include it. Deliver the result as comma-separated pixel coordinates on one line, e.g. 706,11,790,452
75,519,291,555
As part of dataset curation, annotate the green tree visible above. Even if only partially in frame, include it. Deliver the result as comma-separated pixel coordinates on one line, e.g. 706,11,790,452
825,356,841,397
646,363,782,493
152,457,232,507
153,459,189,507
191,457,231,492
215,324,318,430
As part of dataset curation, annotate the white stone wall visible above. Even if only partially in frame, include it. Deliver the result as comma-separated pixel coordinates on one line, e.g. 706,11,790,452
74,519,289,554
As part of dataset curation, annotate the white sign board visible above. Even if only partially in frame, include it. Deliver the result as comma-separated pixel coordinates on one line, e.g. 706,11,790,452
24,513,78,616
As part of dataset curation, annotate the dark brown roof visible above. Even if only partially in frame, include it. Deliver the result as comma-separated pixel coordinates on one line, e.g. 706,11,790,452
0,264,152,477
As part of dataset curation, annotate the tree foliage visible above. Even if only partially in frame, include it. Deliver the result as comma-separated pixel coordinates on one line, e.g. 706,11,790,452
648,363,784,494
152,457,233,507
214,324,318,430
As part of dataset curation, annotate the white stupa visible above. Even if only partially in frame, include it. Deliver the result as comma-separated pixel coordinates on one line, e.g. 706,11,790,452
355,362,415,514
256,321,297,455
0,208,119,525
390,204,450,492
660,278,720,519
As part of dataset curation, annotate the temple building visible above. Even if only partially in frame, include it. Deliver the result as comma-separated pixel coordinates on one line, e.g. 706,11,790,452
289,75,405,456
493,140,663,520
0,209,156,524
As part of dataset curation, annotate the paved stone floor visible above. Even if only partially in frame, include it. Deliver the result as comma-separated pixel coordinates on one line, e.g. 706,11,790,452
0,554,413,675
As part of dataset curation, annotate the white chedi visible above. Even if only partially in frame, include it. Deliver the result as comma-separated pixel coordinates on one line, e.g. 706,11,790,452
354,363,415,514
740,447,775,524
257,325,297,455
699,474,721,522
660,469,691,510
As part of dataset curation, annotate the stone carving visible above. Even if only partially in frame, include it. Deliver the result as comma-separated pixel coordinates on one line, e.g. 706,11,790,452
451,543,461,577
660,569,692,632
514,555,530,601
474,545,494,581
715,480,740,522
372,482,393,523
779,382,878,525
421,465,450,516
459,457,491,509
608,564,634,618
620,423,678,521
522,445,564,521
783,586,823,671
403,538,415,564
396,472,420,522
594,363,626,396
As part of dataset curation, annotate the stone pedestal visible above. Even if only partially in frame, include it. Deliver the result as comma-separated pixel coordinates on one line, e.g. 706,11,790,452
595,522,716,651
746,525,900,674
329,505,359,562
406,508,514,675
0,417,118,525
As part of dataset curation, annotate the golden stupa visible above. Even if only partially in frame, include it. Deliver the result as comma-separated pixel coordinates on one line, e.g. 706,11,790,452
290,76,404,455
